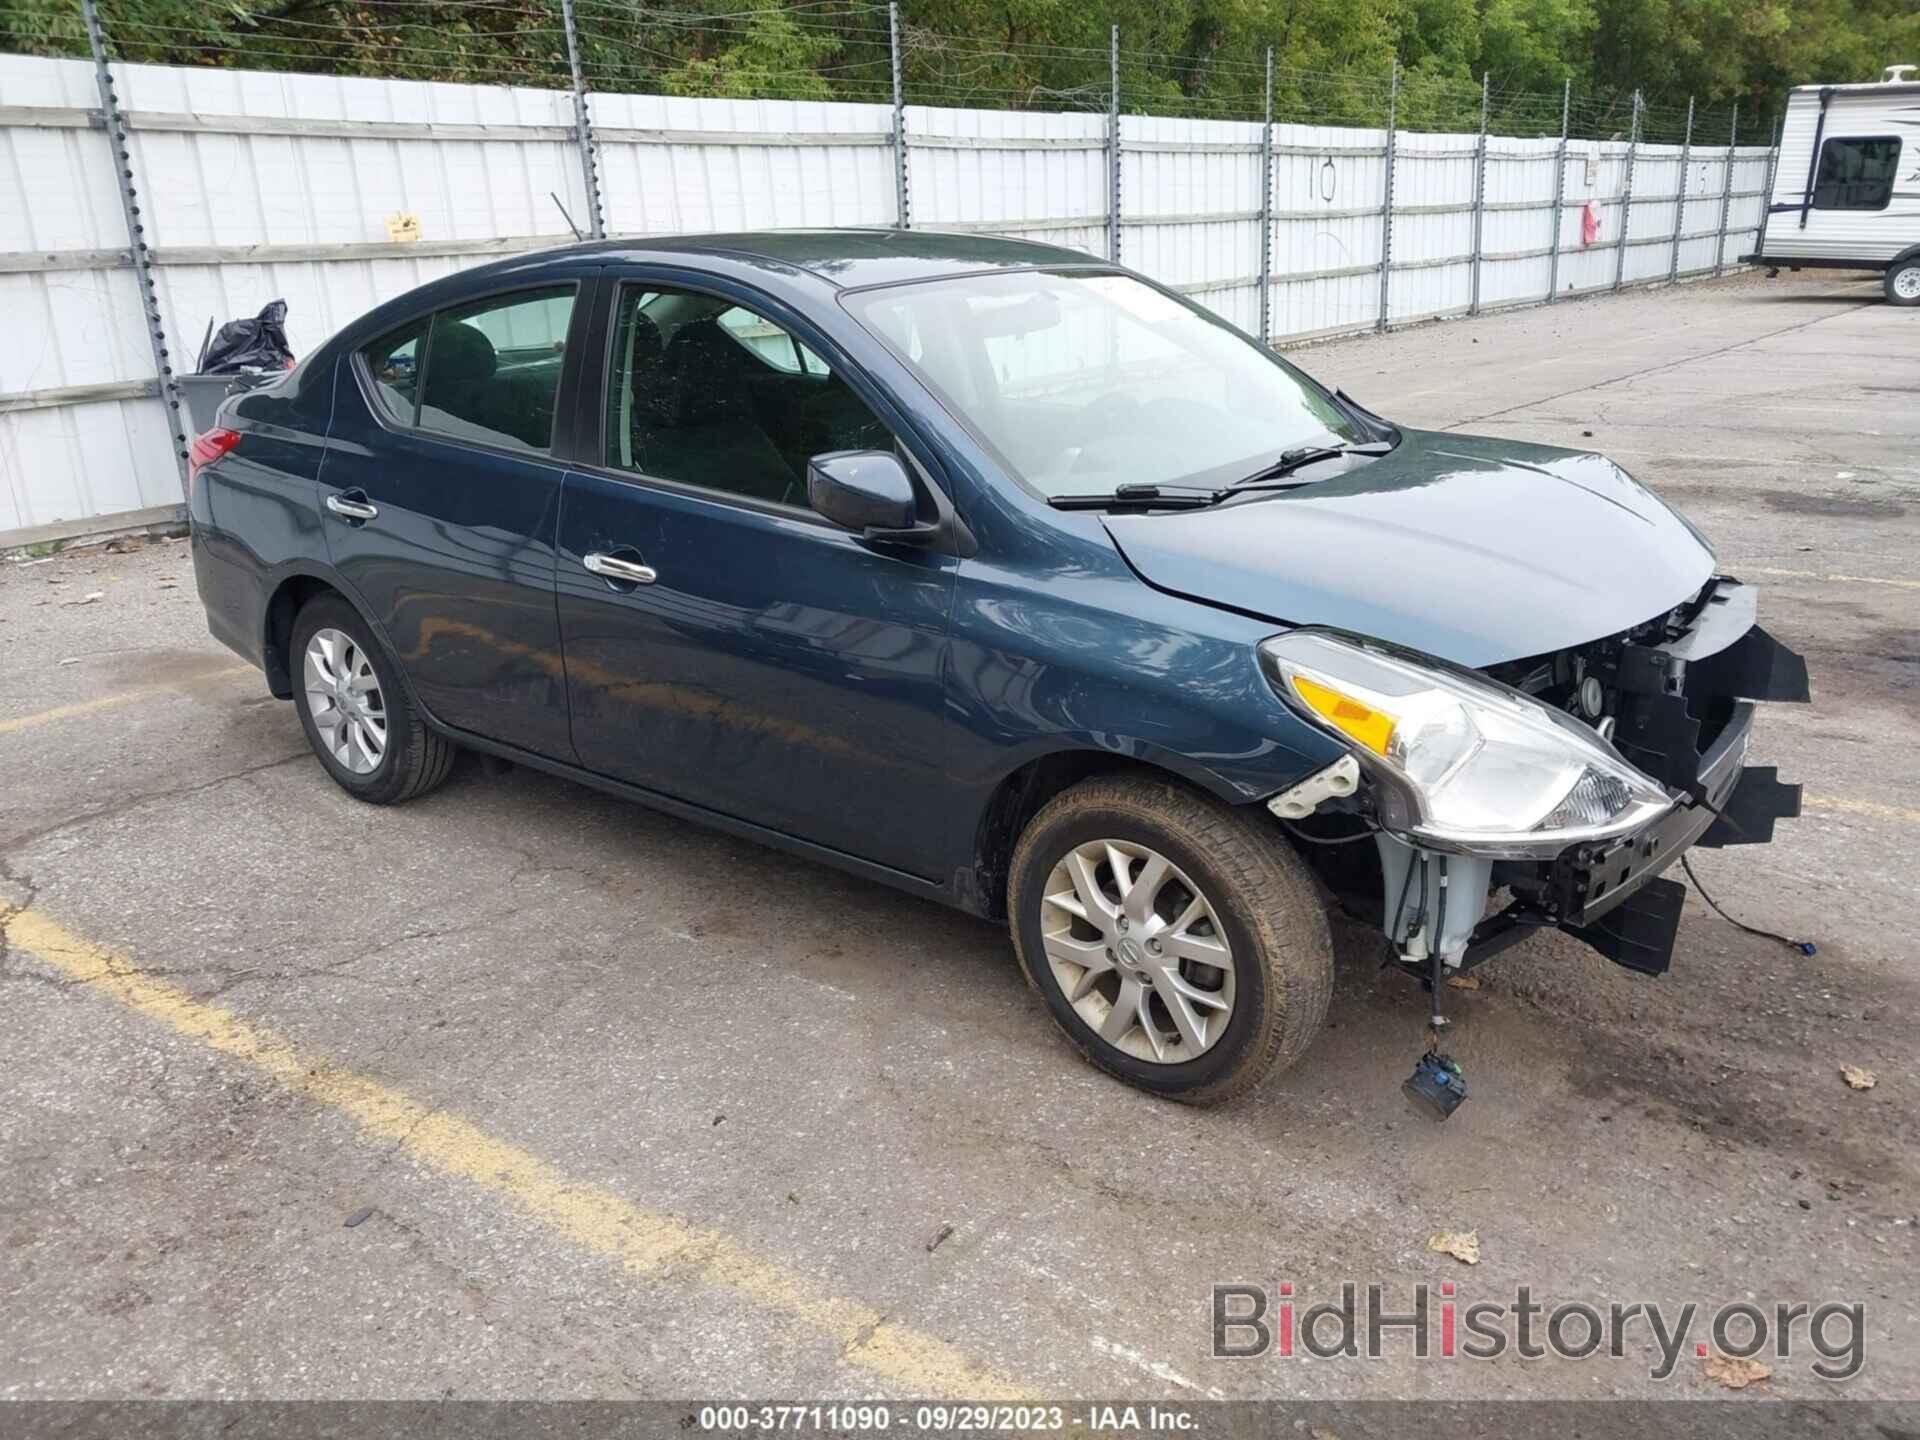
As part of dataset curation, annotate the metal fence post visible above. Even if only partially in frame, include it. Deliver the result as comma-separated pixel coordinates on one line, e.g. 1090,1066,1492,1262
559,0,605,238
1377,59,1399,332
1468,71,1490,315
1713,103,1738,275
1547,79,1569,304
889,1,909,228
1612,89,1640,291
1667,95,1693,282
1752,111,1784,262
81,0,189,494
1259,47,1274,343
1107,25,1122,264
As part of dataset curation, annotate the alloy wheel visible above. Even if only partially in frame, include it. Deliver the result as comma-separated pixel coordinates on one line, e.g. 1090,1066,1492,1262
1039,838,1236,1064
303,627,388,775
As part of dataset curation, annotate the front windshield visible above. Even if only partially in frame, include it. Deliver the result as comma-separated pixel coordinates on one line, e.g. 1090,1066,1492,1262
843,269,1361,496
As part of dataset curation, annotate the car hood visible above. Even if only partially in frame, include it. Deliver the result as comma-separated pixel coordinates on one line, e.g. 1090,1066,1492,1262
1101,428,1716,667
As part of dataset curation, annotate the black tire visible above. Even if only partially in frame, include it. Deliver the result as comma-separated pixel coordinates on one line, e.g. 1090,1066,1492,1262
289,593,455,805
1007,774,1334,1104
1886,258,1920,308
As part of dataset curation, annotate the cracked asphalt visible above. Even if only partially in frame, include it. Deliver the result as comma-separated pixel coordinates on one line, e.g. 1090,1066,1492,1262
1,269,1916,1405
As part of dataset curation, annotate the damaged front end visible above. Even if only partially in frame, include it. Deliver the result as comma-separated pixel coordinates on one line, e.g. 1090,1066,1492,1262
1259,578,1810,1115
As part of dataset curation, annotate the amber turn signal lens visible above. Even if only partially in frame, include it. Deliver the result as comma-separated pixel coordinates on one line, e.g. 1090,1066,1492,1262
1291,675,1395,757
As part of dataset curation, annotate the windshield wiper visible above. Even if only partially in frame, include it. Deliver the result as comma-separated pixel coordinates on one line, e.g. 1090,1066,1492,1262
1227,440,1395,490
1050,441,1399,511
1048,483,1223,511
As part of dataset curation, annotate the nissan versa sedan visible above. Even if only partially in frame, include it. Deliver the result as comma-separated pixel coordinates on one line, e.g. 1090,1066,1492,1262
189,230,1808,1114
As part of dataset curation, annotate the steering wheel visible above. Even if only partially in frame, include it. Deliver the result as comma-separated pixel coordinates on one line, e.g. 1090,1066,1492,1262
1054,392,1144,478
1081,391,1142,436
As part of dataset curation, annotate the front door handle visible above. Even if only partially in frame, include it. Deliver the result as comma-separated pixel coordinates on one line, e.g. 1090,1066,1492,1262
583,551,658,585
325,491,379,523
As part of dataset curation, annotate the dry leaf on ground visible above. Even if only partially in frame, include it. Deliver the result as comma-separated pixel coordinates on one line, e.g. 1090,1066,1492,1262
1445,974,1481,991
1427,1230,1480,1265
1841,1065,1877,1091
1704,1354,1771,1389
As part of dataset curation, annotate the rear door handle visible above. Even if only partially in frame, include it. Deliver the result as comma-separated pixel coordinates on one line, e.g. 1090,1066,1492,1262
583,551,658,585
325,491,378,522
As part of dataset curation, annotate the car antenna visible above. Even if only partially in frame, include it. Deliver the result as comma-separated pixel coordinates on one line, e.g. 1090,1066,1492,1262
550,192,585,242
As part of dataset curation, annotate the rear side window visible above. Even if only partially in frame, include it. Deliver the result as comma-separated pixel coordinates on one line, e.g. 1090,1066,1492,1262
360,286,577,452
417,286,576,452
1812,137,1901,211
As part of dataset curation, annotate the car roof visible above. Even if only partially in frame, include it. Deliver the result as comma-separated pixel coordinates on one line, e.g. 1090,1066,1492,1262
320,227,1111,366
475,227,1104,291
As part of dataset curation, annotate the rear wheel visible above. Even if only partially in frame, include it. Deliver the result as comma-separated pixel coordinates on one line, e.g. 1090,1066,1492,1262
1007,775,1334,1104
1887,258,1920,307
290,594,455,804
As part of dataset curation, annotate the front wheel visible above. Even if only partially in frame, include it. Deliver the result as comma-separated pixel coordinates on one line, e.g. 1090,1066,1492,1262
1887,258,1920,308
1007,775,1334,1104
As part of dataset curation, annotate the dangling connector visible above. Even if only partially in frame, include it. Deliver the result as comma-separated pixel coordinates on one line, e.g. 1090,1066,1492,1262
1376,842,1481,1119
1681,854,1817,956
1404,1050,1469,1120
1403,857,1468,1119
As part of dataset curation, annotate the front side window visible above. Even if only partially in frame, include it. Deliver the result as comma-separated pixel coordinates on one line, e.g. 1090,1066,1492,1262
603,284,894,509
1812,137,1901,211
715,305,830,376
844,270,1361,498
408,285,575,452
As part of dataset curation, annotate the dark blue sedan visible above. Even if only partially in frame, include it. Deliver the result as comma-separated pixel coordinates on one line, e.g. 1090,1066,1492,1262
189,230,1806,1111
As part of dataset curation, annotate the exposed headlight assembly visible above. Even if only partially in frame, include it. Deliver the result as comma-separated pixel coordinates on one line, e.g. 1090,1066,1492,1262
1258,631,1672,858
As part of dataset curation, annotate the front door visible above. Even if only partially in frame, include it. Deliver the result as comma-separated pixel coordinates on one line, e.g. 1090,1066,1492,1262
320,280,586,760
555,280,957,878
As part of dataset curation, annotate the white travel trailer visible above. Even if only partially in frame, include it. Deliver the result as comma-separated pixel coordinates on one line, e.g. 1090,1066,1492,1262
1746,65,1920,305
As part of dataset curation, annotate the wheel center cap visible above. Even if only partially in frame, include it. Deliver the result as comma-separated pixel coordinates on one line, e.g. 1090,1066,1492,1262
1116,937,1147,970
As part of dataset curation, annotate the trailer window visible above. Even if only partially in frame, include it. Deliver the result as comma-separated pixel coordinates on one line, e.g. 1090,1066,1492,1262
1812,137,1900,211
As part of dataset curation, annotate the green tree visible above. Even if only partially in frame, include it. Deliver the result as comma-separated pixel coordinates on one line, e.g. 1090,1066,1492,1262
2,0,1910,124
661,0,843,100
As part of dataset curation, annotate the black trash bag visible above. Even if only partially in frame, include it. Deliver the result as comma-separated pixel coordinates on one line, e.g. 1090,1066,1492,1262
199,299,294,374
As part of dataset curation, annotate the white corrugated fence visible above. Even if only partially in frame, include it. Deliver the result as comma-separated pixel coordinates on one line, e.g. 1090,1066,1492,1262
0,52,1776,542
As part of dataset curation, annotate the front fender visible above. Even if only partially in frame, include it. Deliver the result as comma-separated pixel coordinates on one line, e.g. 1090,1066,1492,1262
940,556,1348,891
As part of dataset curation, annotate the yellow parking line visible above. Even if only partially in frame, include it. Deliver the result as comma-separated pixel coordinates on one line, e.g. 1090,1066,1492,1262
0,665,253,737
1744,566,1920,592
1804,793,1920,826
3,907,1026,1401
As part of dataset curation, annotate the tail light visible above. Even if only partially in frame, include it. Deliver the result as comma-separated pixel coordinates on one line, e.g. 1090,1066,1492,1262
188,427,241,490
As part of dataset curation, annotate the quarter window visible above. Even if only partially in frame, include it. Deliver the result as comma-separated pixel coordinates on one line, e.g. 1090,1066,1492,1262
603,284,894,509
362,320,425,426
1812,137,1901,211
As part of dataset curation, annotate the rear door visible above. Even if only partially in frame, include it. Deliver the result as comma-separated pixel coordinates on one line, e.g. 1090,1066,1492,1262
554,275,958,878
320,279,588,760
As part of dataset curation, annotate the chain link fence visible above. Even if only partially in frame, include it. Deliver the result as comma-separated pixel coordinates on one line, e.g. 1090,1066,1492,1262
0,0,1783,542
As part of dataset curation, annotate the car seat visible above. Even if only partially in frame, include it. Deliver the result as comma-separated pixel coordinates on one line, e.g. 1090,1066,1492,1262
424,319,559,451
637,320,797,504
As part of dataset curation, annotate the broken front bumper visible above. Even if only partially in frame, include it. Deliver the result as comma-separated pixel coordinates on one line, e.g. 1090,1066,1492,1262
1552,703,1803,974
1463,607,1809,976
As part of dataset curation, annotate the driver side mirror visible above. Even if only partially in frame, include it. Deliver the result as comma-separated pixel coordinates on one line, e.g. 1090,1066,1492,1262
808,450,923,538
